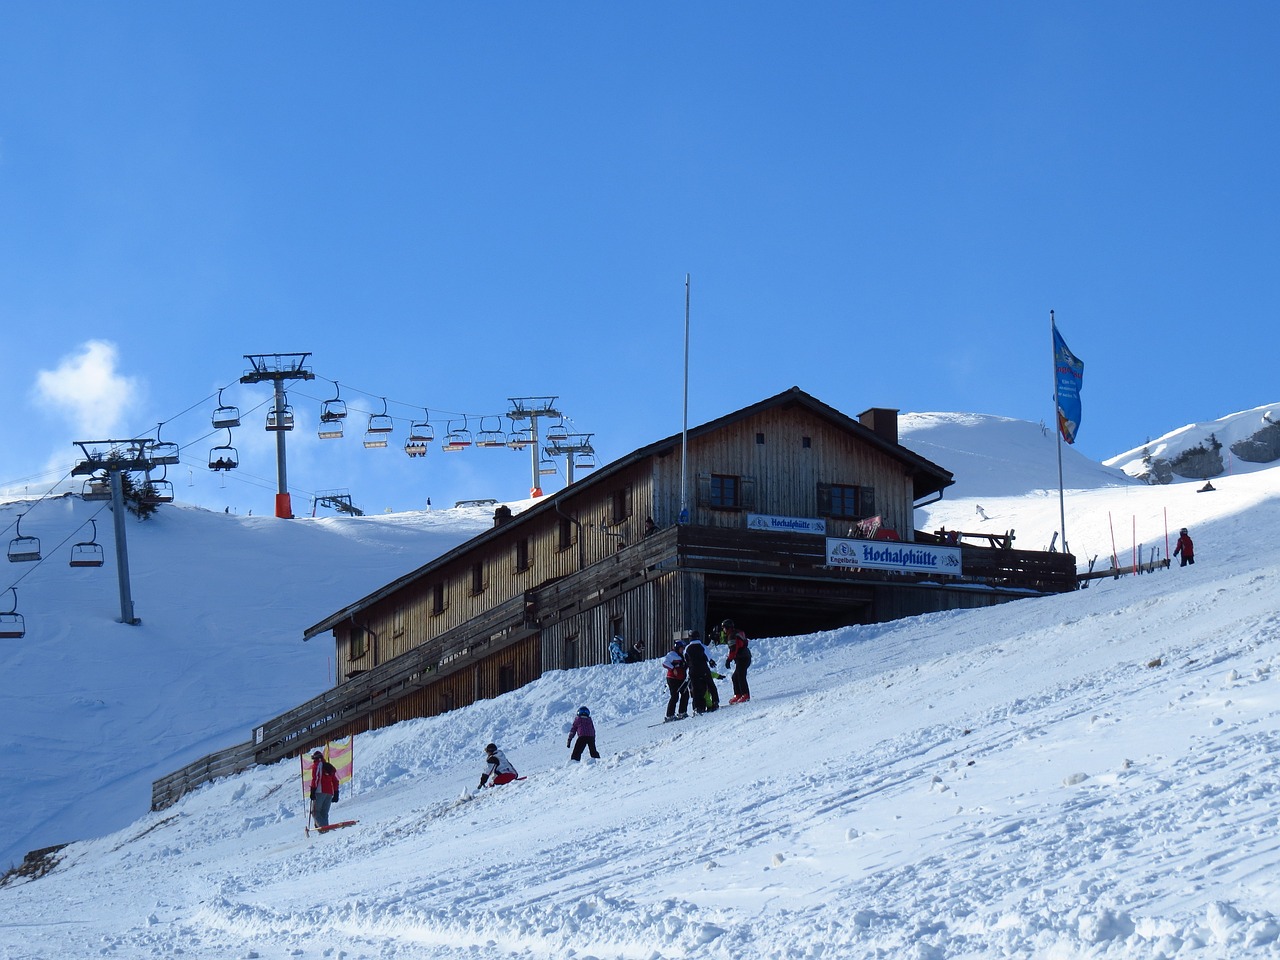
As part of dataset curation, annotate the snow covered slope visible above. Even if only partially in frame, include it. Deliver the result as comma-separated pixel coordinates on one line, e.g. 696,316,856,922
0,498,497,870
3,411,1280,958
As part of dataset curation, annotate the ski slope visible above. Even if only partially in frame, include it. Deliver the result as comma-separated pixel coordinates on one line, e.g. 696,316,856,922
2,407,1279,958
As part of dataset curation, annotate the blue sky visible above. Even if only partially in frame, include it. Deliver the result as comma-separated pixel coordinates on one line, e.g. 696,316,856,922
1,3,1275,515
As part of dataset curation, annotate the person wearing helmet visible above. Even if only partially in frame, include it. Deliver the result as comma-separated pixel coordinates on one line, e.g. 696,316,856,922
567,705,600,761
479,743,519,788
661,638,690,721
683,630,717,714
1174,527,1195,567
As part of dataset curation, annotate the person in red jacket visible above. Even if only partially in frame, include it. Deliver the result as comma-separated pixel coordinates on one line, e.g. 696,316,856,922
309,750,340,827
1174,528,1195,567
723,619,752,703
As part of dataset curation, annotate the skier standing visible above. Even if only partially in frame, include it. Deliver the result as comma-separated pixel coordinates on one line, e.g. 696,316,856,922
308,750,340,828
567,706,601,761
683,631,717,714
661,639,689,721
1174,527,1195,567
723,619,752,704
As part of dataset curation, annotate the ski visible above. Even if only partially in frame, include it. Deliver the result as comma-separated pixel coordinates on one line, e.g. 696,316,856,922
314,819,358,833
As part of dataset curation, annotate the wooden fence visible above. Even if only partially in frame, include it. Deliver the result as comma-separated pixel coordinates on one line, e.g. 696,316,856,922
151,739,257,811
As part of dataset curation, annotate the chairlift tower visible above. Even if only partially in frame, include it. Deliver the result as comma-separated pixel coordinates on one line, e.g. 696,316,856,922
71,438,155,625
507,397,562,497
240,353,315,518
542,433,595,487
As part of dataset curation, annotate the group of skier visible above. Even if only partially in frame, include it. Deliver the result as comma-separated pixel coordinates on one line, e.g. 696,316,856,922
662,619,752,722
474,618,754,801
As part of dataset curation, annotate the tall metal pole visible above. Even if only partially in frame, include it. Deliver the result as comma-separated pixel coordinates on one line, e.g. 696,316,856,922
109,470,138,625
530,414,542,497
273,377,290,517
1051,309,1068,554
679,273,691,524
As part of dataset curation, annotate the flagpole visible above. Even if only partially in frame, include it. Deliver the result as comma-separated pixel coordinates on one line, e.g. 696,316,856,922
679,274,690,525
1051,309,1068,554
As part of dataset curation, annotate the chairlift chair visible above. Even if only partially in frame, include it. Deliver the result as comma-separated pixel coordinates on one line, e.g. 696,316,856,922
318,419,344,440
539,457,558,477
209,429,239,471
320,383,348,423
545,418,570,443
506,426,535,450
69,519,105,568
212,388,241,429
408,411,435,444
0,588,24,639
82,477,112,501
405,413,433,457
574,450,597,471
266,403,295,432
366,398,394,434
442,418,473,453
7,515,41,563
147,424,180,466
476,417,506,448
142,469,176,504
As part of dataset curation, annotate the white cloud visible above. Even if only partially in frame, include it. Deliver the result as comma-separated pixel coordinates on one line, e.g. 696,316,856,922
34,340,141,438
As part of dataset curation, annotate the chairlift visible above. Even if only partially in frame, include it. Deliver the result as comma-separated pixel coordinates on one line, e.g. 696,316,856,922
442,417,473,453
506,425,535,450
476,416,506,449
539,457,558,477
318,419,344,440
574,450,597,471
82,476,112,501
7,514,41,563
212,388,241,429
408,410,435,444
0,588,24,639
366,397,394,434
404,436,428,457
147,424,180,467
209,429,239,471
320,382,348,423
545,418,570,443
142,467,176,504
69,519,105,568
266,397,295,432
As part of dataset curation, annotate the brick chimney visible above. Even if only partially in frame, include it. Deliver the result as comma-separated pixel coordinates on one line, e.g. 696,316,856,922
858,408,899,445
493,505,513,527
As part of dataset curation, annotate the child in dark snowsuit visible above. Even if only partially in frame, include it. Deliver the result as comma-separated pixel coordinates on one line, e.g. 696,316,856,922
567,706,600,760
683,632,717,714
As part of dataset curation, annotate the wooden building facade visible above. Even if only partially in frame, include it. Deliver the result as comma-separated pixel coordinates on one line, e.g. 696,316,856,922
250,387,1073,764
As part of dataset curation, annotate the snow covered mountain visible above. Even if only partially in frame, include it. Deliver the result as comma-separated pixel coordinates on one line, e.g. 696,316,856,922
2,405,1279,959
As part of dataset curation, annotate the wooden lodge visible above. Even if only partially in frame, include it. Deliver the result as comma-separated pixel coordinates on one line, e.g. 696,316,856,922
240,386,1077,770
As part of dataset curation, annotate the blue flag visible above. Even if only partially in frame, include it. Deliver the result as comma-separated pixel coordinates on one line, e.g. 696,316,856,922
1052,324,1084,444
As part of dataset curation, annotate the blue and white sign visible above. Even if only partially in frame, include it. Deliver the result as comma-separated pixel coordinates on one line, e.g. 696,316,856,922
825,538,963,576
747,513,827,535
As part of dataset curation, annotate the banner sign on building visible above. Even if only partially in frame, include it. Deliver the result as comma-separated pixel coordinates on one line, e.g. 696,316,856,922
747,513,827,535
826,537,962,576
